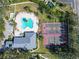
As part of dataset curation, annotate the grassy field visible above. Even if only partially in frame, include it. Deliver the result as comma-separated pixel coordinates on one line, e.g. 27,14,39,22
36,38,60,59
36,39,48,53
15,2,38,12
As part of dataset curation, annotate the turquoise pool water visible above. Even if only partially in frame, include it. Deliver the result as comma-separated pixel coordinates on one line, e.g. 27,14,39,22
21,18,33,29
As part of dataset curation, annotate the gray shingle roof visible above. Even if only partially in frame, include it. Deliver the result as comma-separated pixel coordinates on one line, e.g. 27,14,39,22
4,31,36,50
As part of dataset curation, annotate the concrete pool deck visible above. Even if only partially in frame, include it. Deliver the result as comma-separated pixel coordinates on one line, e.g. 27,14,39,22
15,12,39,36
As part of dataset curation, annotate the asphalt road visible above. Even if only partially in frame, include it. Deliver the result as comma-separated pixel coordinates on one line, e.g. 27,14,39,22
75,0,79,17
74,0,79,35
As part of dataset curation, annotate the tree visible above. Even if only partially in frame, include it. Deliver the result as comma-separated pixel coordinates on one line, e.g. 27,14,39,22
2,49,32,59
0,16,5,39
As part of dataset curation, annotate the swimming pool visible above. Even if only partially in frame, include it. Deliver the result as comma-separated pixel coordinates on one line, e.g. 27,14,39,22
21,17,33,29
15,12,39,34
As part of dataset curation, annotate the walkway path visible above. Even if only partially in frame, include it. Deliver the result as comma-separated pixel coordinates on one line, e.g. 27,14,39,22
8,1,38,14
9,1,36,6
30,39,48,59
39,54,48,59
30,39,40,52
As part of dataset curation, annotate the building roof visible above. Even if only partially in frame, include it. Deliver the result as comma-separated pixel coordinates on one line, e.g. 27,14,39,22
42,22,67,46
4,31,36,50
4,41,12,48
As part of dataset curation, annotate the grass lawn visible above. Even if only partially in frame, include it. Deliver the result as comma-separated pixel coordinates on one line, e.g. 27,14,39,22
15,2,38,12
36,39,48,53
37,11,60,23
8,0,29,4
36,38,60,59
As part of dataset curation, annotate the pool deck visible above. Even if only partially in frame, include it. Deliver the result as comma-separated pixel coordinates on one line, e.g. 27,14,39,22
14,12,39,36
